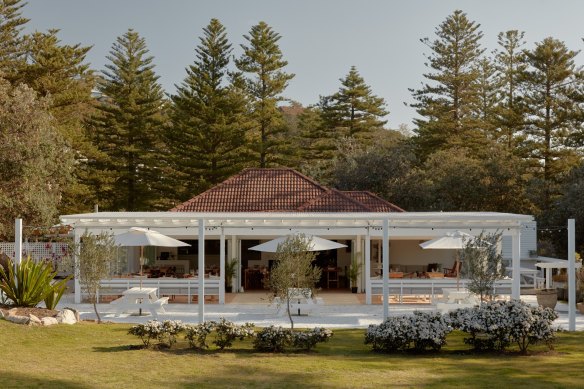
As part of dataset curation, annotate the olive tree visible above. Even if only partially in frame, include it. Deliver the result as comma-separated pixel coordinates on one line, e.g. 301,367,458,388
460,231,506,304
267,235,321,329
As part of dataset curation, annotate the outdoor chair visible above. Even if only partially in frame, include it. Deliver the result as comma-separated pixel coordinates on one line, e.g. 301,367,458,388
443,260,460,278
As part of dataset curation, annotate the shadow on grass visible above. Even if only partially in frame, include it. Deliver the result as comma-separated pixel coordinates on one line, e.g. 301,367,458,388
0,372,89,389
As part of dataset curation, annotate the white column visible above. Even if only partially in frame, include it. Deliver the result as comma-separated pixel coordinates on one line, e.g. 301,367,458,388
355,235,362,292
74,229,81,303
198,219,205,322
219,227,225,304
14,218,22,267
382,218,389,320
568,219,576,331
511,228,521,300
365,229,371,304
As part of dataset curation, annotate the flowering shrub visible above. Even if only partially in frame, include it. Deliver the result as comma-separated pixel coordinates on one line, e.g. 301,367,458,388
253,326,334,352
213,318,255,350
292,327,333,351
184,321,215,349
253,326,293,352
365,312,452,352
449,300,559,352
128,320,185,348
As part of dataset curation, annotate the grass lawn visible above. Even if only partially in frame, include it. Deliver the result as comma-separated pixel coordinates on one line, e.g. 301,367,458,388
1,320,583,388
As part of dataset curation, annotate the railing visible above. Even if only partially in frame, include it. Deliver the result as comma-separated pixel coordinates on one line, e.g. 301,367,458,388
94,278,221,304
369,278,513,303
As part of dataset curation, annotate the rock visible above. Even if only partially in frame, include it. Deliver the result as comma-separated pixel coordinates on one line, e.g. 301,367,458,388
6,314,29,325
56,309,77,325
0,309,4,319
8,308,18,316
28,314,42,326
41,317,59,326
63,307,80,322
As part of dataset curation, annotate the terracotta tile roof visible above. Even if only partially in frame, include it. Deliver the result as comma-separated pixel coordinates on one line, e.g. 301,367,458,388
170,168,404,213
343,191,405,212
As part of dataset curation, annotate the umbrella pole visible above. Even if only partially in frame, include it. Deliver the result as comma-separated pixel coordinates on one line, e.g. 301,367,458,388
139,246,143,316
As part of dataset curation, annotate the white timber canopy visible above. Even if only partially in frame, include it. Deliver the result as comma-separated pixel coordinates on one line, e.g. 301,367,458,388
61,211,533,321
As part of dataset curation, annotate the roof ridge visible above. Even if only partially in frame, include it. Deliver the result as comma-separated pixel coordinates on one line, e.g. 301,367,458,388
342,190,406,212
297,188,373,212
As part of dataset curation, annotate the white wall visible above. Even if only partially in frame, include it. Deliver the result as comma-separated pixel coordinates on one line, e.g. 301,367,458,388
502,221,537,259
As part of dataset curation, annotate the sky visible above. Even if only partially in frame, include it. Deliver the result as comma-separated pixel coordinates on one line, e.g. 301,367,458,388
21,0,584,129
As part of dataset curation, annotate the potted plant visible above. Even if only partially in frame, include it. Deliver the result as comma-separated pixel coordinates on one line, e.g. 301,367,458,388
347,257,362,293
225,258,238,293
535,288,558,309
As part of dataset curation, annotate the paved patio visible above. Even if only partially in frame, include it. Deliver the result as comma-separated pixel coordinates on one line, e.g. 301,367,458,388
58,293,584,330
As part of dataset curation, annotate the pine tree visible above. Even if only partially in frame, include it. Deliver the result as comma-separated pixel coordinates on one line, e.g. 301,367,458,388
91,29,168,211
0,0,28,81
522,37,584,210
170,19,248,197
474,57,499,138
320,66,388,140
235,21,294,168
410,10,485,160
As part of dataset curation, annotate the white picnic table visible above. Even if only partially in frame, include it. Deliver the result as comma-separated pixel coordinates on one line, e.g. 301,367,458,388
109,287,168,317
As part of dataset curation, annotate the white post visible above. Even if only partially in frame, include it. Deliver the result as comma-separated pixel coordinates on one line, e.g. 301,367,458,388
355,235,362,292
219,227,225,304
382,218,389,320
198,219,205,322
511,228,521,300
74,229,81,303
568,219,576,331
365,229,371,304
14,218,22,268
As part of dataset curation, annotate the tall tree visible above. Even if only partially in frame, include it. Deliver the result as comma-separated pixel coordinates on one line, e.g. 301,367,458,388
170,19,247,197
18,29,96,213
474,57,499,137
91,29,169,211
0,0,28,81
320,66,388,140
522,37,584,210
493,30,527,152
410,10,485,160
0,79,73,239
235,21,294,168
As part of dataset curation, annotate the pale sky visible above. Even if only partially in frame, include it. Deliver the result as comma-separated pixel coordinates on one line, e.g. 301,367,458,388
22,0,584,129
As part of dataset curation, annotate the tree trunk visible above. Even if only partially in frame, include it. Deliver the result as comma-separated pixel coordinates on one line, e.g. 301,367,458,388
93,301,101,323
286,296,294,329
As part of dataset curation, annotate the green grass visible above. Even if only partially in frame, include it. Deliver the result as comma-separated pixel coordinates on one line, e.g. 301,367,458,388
0,320,583,388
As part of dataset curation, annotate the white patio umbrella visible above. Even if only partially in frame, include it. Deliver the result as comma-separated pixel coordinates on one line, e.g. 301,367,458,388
249,234,347,253
419,231,476,290
114,227,190,288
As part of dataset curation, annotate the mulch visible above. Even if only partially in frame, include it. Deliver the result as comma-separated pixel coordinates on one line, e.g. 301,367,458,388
0,304,59,319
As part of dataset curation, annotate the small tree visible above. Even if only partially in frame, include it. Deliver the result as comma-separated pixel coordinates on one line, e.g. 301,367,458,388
268,235,321,329
460,231,506,304
75,232,118,323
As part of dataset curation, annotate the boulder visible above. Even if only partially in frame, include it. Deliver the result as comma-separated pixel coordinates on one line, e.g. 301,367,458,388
62,307,80,322
28,314,42,326
8,308,18,316
6,314,29,325
0,309,4,319
41,317,59,326
56,309,77,325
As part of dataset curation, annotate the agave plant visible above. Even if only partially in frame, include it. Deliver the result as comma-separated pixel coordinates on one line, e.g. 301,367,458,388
0,257,70,308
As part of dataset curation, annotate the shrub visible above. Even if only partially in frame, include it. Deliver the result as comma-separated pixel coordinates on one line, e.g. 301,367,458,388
128,320,185,348
213,318,255,350
253,326,293,352
365,312,452,352
184,322,215,349
292,327,333,351
449,300,559,353
0,257,69,308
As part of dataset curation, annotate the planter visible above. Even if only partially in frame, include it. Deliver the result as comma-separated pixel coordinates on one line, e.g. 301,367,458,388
351,287,358,294
536,288,558,309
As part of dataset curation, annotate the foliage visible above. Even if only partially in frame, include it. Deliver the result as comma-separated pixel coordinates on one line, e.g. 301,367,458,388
74,232,118,323
291,327,333,351
365,311,452,352
347,256,362,287
170,18,248,198
253,325,293,352
448,300,559,353
212,318,255,350
0,79,74,240
0,257,68,308
267,234,321,329
224,258,238,290
235,21,294,167
184,321,214,350
459,231,506,303
319,66,388,141
0,0,28,82
90,29,172,211
128,320,185,348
